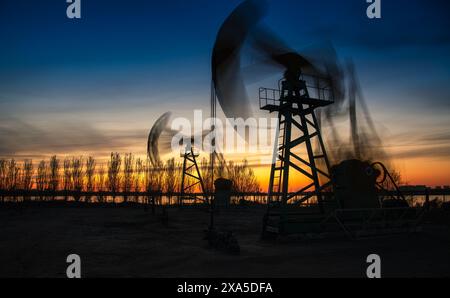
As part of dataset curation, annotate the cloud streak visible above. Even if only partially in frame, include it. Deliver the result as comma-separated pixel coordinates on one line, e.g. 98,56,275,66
0,119,147,158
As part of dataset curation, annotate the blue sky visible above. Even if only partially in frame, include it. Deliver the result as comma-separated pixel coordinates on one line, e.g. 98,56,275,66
0,0,449,184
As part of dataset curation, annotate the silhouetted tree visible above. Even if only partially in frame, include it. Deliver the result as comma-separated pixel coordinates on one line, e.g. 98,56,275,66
134,158,144,192
0,154,262,205
49,156,60,192
63,158,72,201
164,158,177,205
216,157,227,179
85,157,96,191
71,157,83,201
0,159,5,202
36,160,48,193
96,165,106,203
22,160,33,191
228,160,260,198
240,161,260,193
133,157,144,202
381,167,403,190
5,159,19,191
108,153,121,201
85,156,96,202
145,159,162,193
19,160,33,203
123,153,134,203
200,157,213,195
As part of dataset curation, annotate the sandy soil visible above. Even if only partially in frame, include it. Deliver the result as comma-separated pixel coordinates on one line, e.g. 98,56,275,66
1,203,449,278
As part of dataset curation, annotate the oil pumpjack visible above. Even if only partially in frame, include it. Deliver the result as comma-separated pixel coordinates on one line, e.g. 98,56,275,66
179,144,207,205
260,65,337,235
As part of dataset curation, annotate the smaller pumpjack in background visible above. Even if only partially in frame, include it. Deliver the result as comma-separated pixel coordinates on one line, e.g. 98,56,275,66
179,144,208,206
260,69,424,239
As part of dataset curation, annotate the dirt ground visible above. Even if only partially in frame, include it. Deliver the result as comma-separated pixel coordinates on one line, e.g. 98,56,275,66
1,203,449,278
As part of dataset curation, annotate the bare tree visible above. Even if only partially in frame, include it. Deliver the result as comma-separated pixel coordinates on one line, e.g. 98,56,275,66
240,161,260,194
36,160,48,193
0,159,6,191
381,168,403,190
85,156,96,192
216,157,227,179
200,157,213,195
49,156,60,192
108,153,121,200
123,153,134,203
85,156,96,203
143,158,165,209
133,157,144,202
165,158,177,205
71,157,83,200
63,158,72,201
0,159,5,202
134,158,144,192
22,160,34,191
227,161,240,193
5,159,20,191
228,160,260,198
144,160,152,193
145,159,163,193
96,164,106,203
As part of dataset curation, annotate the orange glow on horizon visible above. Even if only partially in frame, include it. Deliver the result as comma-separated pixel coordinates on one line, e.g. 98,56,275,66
1,144,449,190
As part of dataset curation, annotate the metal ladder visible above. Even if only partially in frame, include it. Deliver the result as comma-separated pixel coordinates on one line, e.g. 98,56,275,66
271,116,287,203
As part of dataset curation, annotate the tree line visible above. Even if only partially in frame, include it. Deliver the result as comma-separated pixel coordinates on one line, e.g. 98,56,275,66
0,153,261,197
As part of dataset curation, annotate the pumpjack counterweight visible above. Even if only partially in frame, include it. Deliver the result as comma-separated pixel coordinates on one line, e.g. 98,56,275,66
260,74,336,234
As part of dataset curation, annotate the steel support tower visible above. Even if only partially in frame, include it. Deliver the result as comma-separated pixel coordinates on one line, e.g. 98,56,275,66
180,145,207,205
260,75,335,234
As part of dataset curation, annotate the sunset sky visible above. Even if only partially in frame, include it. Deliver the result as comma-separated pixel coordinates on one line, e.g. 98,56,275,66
0,0,449,188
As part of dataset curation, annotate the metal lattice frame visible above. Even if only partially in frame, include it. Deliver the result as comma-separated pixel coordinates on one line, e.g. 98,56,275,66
180,146,207,205
261,76,335,232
